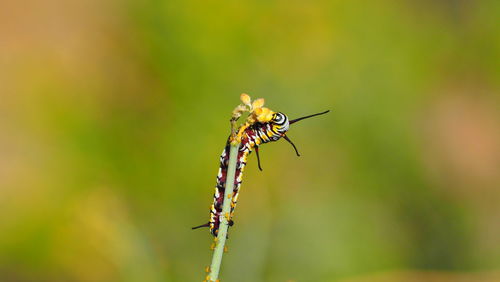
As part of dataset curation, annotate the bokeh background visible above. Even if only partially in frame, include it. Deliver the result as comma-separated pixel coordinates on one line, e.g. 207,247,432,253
1,0,499,281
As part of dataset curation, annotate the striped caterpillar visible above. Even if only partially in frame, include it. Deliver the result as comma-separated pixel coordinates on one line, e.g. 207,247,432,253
193,97,328,237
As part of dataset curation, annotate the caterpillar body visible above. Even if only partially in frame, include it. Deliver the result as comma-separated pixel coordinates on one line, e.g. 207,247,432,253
193,110,329,237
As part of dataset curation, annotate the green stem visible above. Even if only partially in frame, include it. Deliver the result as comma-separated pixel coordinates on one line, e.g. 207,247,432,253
207,143,240,281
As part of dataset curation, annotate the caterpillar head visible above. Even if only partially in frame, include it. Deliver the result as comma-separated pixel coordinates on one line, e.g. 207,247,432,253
271,112,290,134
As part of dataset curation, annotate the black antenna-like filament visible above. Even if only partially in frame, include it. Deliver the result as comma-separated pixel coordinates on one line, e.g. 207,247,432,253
255,146,263,171
289,110,330,124
283,135,300,156
191,223,210,230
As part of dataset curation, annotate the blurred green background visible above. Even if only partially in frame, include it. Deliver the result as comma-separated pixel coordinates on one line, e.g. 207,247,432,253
1,0,499,281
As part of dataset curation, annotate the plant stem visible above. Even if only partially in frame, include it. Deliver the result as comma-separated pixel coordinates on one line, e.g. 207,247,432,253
207,143,240,281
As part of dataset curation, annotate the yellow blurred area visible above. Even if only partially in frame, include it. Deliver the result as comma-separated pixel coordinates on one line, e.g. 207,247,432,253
0,0,499,281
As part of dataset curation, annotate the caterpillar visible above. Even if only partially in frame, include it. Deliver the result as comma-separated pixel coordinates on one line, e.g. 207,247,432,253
192,106,329,237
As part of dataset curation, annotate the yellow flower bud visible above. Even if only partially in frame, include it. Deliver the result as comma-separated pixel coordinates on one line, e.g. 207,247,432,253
240,93,251,106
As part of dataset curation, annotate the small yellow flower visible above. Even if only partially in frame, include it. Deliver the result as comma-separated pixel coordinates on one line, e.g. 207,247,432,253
255,107,275,122
252,98,265,110
232,93,276,127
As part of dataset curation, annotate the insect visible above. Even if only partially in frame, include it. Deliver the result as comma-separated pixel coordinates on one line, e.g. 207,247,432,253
193,97,329,237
